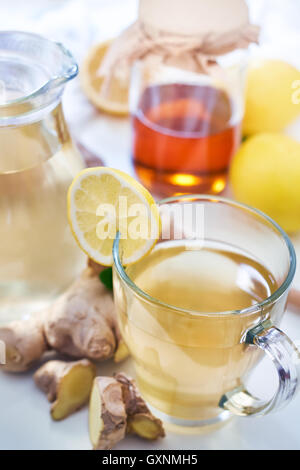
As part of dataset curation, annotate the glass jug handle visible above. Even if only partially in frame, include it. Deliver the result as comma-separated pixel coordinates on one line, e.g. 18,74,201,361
219,320,300,416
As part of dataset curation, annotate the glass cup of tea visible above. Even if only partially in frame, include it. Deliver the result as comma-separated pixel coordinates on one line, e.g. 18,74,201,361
113,195,300,432
130,52,247,198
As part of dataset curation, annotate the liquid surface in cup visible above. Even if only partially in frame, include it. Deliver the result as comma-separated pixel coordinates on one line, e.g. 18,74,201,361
132,83,241,197
117,241,279,421
0,104,85,323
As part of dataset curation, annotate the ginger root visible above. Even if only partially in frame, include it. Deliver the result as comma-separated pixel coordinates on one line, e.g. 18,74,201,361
0,260,129,373
44,265,118,361
115,373,165,440
86,259,129,363
114,340,130,363
89,373,165,450
89,376,127,450
34,359,96,421
0,314,47,373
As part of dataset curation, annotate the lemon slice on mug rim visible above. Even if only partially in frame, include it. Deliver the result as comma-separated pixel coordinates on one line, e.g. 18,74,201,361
68,167,161,266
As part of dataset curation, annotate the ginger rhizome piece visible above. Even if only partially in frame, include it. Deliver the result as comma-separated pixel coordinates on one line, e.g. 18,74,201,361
0,314,47,372
89,376,127,450
0,260,129,373
44,265,118,361
89,373,165,449
115,373,165,440
34,359,96,421
114,339,130,363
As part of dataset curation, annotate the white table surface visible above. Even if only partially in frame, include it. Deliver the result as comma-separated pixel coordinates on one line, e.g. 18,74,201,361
0,0,300,451
0,308,300,451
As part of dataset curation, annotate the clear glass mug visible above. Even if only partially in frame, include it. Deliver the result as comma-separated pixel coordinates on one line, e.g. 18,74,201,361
0,32,85,324
113,196,300,431
130,51,247,198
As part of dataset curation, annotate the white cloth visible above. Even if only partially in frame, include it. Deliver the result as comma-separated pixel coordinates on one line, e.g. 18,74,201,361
97,20,260,98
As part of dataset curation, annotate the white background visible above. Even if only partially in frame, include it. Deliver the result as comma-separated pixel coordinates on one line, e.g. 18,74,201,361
0,0,300,450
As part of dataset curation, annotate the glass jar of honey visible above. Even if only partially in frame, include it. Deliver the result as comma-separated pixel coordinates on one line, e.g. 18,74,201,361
128,0,257,197
130,51,248,197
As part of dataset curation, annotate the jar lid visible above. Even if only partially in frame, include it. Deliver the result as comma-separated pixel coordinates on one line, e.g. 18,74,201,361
139,0,249,36
97,0,258,109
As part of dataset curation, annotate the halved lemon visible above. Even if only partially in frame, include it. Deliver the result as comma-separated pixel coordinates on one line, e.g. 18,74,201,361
68,168,161,266
81,40,129,116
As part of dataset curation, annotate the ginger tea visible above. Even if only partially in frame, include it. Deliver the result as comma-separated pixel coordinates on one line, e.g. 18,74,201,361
132,84,241,197
115,241,278,422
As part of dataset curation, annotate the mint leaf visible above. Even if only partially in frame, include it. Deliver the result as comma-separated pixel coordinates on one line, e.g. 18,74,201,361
99,267,113,291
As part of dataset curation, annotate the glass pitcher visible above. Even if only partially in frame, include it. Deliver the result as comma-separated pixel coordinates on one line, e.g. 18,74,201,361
0,31,85,324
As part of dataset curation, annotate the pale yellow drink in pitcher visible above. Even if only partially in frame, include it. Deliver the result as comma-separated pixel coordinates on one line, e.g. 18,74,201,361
0,104,85,322
0,32,87,323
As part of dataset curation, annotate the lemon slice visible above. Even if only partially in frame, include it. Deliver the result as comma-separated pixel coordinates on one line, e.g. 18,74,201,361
68,168,160,266
81,40,129,116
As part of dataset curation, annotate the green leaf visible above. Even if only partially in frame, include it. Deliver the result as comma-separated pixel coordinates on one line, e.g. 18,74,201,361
99,267,113,291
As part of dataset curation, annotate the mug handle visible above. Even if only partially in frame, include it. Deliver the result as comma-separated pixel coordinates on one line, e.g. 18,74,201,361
219,320,300,416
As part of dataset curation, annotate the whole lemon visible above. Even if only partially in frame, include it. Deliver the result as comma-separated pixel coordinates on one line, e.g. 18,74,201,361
230,133,300,233
243,59,300,136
